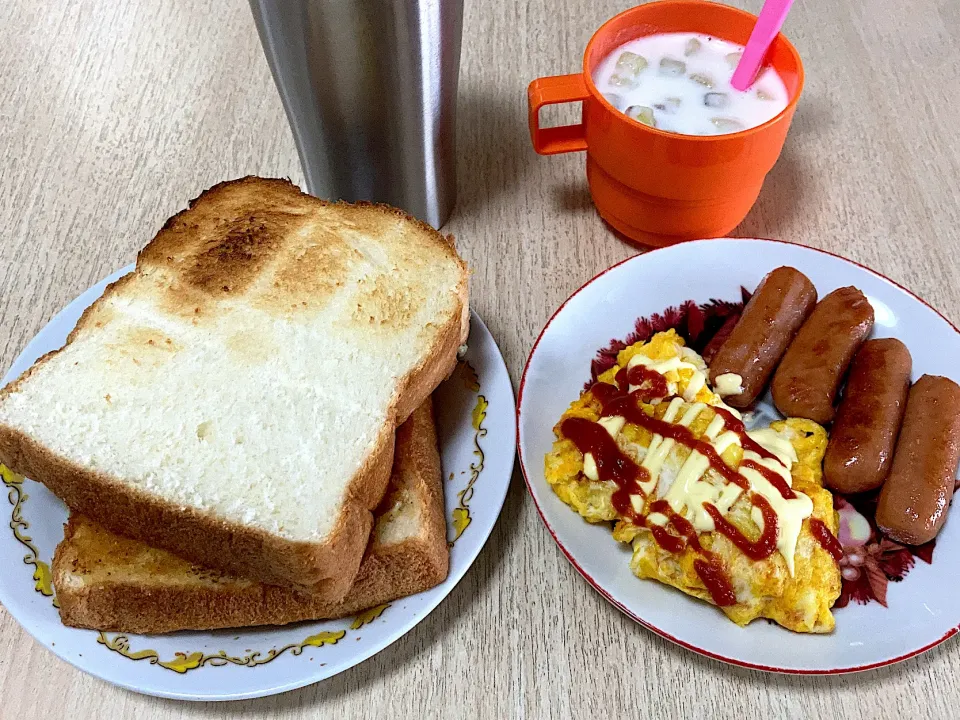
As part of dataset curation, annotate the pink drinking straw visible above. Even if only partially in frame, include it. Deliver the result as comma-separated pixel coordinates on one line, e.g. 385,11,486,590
730,0,796,91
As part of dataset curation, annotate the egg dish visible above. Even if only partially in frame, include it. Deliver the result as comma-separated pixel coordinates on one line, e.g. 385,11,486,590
544,330,842,633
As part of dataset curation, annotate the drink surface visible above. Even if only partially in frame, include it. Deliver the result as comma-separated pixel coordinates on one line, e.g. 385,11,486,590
592,32,789,136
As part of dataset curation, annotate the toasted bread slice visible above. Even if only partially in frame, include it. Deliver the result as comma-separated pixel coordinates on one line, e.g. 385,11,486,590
0,177,468,596
54,398,449,634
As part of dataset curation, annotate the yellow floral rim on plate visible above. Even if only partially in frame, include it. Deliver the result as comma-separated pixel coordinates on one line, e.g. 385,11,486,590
451,360,487,543
1,359,487,674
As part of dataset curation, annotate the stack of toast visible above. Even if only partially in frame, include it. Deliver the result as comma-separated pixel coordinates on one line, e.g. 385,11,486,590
0,177,470,634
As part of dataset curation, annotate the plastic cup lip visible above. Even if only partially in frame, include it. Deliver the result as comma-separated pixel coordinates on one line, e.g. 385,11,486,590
581,0,805,142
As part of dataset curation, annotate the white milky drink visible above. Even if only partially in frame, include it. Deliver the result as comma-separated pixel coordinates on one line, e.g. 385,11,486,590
593,32,789,136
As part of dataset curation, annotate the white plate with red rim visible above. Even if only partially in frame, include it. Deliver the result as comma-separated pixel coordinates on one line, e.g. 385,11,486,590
517,238,960,674
0,265,516,701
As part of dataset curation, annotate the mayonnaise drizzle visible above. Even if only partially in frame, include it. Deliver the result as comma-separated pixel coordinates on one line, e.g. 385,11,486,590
587,349,814,575
745,427,798,467
582,452,599,481
714,372,744,397
739,449,813,575
646,512,669,526
663,402,726,531
637,396,685,495
627,353,709,402
597,415,625,438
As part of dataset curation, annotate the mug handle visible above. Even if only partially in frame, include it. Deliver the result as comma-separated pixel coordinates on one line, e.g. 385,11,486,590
527,74,590,155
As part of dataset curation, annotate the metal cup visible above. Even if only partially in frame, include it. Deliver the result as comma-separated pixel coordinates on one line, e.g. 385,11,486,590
249,0,463,228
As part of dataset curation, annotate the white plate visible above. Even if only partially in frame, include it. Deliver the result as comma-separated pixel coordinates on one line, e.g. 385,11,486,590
0,265,515,700
518,238,960,674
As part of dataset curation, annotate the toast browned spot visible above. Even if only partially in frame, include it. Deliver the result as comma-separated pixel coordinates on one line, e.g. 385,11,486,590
0,177,468,597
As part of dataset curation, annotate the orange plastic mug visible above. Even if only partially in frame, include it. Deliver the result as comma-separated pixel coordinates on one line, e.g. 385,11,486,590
527,0,804,247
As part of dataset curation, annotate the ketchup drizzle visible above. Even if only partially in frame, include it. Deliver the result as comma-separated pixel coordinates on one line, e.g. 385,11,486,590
647,500,735,606
573,372,801,607
601,394,750,490
703,495,779,560
559,417,649,523
624,365,670,402
589,381,622,407
711,406,778,462
648,524,686,553
809,518,843,563
740,459,797,499
613,367,629,390
694,558,738,606
647,499,705,554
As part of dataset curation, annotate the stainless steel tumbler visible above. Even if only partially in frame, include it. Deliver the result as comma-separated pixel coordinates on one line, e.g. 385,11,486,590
249,0,463,229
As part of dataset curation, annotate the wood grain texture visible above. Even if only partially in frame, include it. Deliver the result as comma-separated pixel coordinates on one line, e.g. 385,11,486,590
1,0,959,717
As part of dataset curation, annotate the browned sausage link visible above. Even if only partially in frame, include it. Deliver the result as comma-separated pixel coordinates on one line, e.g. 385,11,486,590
708,267,817,408
876,375,960,545
771,286,874,423
823,338,911,494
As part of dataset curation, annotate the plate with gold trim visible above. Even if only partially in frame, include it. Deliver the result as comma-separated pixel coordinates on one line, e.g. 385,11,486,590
0,265,515,700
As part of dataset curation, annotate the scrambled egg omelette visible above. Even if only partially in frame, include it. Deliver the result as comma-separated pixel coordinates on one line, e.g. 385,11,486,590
545,330,842,633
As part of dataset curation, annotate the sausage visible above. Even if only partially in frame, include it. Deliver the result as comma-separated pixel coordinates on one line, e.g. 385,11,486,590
875,375,960,545
823,339,912,493
771,286,874,423
708,267,817,408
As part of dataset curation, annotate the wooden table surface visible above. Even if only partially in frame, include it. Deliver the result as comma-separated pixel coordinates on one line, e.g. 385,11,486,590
2,0,959,717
